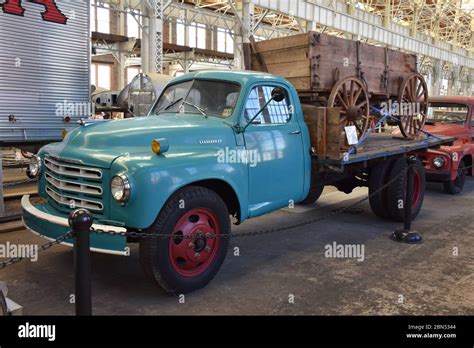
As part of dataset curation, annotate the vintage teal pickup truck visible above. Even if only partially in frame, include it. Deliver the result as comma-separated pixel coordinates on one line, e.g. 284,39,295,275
22,71,452,293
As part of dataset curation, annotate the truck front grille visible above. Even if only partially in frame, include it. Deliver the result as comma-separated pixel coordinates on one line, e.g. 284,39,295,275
44,156,104,213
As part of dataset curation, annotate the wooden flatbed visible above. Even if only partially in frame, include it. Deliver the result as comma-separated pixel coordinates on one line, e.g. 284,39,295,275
317,134,455,166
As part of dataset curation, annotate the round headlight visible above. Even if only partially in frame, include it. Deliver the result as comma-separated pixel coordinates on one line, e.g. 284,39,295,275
432,156,446,169
26,155,42,179
111,174,131,203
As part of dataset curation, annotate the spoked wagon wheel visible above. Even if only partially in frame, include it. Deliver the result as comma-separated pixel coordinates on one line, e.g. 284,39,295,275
397,73,428,138
328,77,370,141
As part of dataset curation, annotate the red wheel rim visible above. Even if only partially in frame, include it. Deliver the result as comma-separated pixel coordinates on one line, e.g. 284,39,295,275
169,208,221,277
411,171,421,209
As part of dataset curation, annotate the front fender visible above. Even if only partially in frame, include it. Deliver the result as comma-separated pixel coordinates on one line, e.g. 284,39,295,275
109,148,248,229
437,145,473,180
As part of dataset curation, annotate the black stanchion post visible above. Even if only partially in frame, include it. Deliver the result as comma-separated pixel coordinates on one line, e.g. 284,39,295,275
69,209,93,316
391,155,422,244
404,156,414,231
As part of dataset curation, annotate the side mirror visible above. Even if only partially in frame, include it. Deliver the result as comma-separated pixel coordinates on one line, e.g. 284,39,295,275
271,87,286,102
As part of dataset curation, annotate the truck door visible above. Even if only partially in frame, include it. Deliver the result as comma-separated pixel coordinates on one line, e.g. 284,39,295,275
242,84,305,217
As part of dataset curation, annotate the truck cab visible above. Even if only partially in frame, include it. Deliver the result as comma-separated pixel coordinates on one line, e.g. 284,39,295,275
22,71,311,293
416,96,473,194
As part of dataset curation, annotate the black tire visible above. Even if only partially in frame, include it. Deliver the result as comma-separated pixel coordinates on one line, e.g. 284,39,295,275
443,160,466,194
299,162,324,205
299,181,324,205
368,159,395,218
139,186,230,294
386,157,425,222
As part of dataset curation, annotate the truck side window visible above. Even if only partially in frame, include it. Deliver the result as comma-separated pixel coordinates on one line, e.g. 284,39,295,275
244,85,291,124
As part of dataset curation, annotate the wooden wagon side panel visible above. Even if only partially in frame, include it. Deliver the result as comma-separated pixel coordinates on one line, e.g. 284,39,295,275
309,33,359,92
251,31,418,98
386,50,417,97
358,42,389,97
251,33,313,90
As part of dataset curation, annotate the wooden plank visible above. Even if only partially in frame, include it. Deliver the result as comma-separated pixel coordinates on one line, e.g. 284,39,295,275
358,42,387,70
313,63,358,91
194,47,234,59
287,77,311,91
3,189,37,199
262,61,310,79
302,105,318,149
249,36,267,72
326,107,342,160
302,105,329,158
313,42,358,63
318,134,454,165
91,31,128,43
256,33,309,53
252,47,309,65
0,220,24,233
360,68,387,96
316,107,327,158
388,50,417,74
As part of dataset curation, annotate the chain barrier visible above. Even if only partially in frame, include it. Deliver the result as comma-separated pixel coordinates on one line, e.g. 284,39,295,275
93,163,412,241
1,163,472,270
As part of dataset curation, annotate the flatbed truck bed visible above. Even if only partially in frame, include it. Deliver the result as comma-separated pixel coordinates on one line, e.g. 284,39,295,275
317,134,455,166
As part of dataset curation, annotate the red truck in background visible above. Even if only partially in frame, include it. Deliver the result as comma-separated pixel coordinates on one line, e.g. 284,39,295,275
416,96,473,194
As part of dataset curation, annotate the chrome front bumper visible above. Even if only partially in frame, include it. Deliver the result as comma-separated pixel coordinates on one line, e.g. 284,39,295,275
21,195,129,256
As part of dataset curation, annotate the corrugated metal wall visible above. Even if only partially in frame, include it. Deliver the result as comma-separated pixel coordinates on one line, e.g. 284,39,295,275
0,0,90,143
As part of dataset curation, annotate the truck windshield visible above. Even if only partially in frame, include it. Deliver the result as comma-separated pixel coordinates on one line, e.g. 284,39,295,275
427,103,468,125
151,79,241,118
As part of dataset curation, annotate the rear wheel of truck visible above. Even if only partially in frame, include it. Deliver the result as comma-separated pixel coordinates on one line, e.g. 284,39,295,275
299,162,324,205
139,186,230,294
443,160,466,194
368,159,395,218
299,181,324,205
386,157,425,222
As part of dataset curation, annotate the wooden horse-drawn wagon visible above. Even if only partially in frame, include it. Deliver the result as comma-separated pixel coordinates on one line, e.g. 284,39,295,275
251,31,428,140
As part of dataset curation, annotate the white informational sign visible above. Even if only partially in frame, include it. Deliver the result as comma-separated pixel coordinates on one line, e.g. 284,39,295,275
344,125,359,145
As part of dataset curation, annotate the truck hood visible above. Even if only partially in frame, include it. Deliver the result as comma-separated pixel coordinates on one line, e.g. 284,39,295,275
424,122,466,138
424,122,467,139
42,114,236,168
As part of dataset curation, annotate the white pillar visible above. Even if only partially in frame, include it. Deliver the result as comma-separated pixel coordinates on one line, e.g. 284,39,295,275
141,0,163,74
118,0,126,89
431,59,442,96
153,0,164,74
234,0,254,70
448,66,461,96
468,70,474,97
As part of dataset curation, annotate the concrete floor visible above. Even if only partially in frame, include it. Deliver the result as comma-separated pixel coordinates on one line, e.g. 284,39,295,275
1,179,473,315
